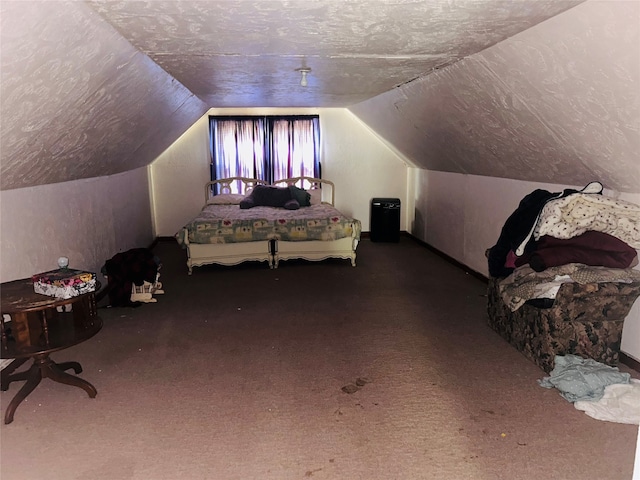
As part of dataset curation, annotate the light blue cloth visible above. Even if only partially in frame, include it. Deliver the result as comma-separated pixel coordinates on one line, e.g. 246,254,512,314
538,354,630,402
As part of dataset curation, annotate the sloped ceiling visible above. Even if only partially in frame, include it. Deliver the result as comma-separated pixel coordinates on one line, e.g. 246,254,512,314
350,1,640,193
3,0,637,194
0,1,208,191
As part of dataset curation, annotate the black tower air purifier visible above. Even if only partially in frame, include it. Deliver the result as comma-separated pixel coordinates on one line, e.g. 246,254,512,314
370,198,401,242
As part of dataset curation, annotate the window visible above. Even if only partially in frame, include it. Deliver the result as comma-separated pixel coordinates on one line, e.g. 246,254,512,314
209,115,320,194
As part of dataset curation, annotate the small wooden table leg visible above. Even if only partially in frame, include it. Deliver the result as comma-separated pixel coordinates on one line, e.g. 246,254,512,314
3,355,97,424
53,361,82,375
1,358,28,391
40,356,97,398
4,362,42,424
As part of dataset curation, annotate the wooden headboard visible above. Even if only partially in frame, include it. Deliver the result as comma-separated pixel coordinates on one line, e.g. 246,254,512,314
204,177,268,203
204,176,335,206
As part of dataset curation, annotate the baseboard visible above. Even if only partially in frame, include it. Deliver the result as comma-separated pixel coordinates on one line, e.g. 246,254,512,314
155,236,177,243
148,236,176,249
620,352,640,374
404,232,488,284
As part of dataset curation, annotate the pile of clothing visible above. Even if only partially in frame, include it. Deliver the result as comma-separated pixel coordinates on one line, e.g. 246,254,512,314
540,354,640,425
487,181,640,310
488,181,640,277
102,248,162,307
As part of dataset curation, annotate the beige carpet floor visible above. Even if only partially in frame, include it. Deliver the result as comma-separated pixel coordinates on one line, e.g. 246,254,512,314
1,237,638,480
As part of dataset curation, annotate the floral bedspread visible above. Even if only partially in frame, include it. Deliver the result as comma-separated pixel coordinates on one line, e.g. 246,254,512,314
176,204,362,245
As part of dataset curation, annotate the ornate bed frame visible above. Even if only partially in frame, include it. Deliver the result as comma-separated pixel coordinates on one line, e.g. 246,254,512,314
180,177,360,273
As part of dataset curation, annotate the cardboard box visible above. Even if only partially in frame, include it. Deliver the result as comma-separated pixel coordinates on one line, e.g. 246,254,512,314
31,269,97,299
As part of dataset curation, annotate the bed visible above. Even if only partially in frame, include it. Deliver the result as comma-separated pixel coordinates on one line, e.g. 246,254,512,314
175,176,362,274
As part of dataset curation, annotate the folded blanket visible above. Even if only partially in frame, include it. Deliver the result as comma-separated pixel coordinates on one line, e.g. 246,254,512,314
515,231,638,272
534,193,640,248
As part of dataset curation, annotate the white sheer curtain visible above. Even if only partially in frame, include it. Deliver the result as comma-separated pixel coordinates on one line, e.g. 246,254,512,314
211,116,319,192
271,119,317,181
213,119,265,193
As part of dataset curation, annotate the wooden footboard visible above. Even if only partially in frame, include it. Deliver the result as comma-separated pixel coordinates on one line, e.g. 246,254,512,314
272,236,359,268
271,176,360,267
183,235,272,274
182,176,272,274
184,235,359,272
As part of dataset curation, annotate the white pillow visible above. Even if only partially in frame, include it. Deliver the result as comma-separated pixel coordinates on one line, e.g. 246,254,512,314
207,194,246,205
309,189,322,205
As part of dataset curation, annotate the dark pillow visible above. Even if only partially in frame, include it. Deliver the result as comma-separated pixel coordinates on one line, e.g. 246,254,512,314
283,198,300,210
251,185,292,206
288,185,311,207
239,185,298,209
239,196,255,209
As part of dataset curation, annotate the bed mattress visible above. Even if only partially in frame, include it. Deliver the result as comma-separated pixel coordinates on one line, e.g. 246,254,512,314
176,204,361,245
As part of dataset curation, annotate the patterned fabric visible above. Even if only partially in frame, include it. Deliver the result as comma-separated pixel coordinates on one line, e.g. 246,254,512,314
498,263,640,311
176,204,361,245
487,182,603,278
534,193,640,248
487,277,640,373
32,269,97,299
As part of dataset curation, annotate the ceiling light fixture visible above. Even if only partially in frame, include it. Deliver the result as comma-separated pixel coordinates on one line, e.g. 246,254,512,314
296,68,311,87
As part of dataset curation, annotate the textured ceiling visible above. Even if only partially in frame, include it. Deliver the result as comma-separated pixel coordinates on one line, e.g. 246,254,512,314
86,0,582,108
5,0,636,194
350,1,640,192
0,1,208,191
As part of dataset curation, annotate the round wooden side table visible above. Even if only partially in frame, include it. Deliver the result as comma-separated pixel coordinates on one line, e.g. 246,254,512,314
1,278,102,424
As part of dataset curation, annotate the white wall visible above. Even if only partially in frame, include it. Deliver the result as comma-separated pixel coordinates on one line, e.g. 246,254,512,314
150,115,212,238
150,108,408,237
0,167,154,284
320,109,408,229
410,169,640,362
